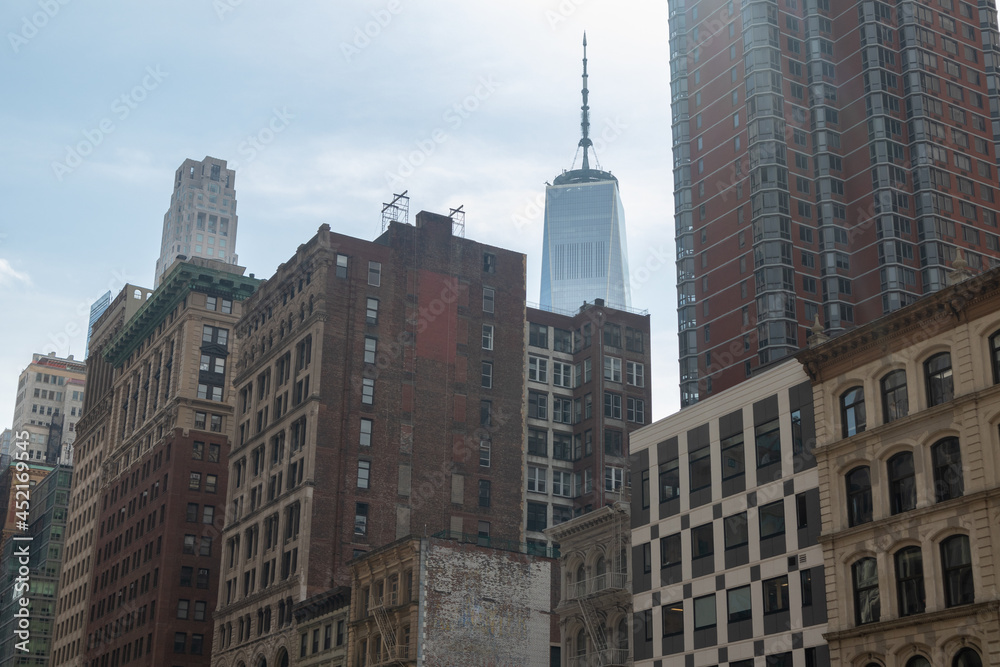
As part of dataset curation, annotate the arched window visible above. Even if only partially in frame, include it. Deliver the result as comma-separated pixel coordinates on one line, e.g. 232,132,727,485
616,617,629,651
846,466,873,527
887,452,916,514
881,370,908,423
851,558,880,625
953,648,983,667
575,628,588,657
906,657,931,667
595,556,607,590
895,546,926,617
275,648,289,667
925,352,954,406
941,534,974,607
576,564,587,598
841,386,866,437
932,438,963,502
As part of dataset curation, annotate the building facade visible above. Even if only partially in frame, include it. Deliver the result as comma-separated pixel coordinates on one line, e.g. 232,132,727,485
0,465,72,667
670,0,1000,406
288,588,350,667
546,501,631,667
51,284,151,667
86,292,112,360
348,535,553,667
10,353,87,465
524,303,651,556
211,213,527,667
629,360,829,666
541,36,631,313
0,462,54,548
798,265,1000,666
155,157,239,288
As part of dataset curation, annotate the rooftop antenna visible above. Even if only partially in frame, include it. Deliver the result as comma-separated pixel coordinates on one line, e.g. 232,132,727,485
381,191,410,234
579,32,592,171
449,205,466,238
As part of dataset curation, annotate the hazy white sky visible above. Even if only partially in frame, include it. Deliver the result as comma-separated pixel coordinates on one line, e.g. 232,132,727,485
0,0,679,422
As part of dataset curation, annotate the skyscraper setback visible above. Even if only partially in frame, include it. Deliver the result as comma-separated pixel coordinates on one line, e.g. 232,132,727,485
541,35,632,312
671,0,1000,406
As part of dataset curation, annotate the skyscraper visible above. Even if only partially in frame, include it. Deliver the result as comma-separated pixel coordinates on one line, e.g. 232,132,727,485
84,290,111,359
671,0,1000,406
9,352,86,465
541,35,632,312
155,157,239,288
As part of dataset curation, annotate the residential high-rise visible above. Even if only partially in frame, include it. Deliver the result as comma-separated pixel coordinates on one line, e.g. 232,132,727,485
51,284,151,667
541,35,632,312
155,157,239,288
798,265,1000,666
671,0,1000,406
211,213,527,666
10,352,87,465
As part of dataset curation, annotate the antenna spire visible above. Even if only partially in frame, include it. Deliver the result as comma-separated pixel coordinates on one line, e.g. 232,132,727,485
579,32,592,171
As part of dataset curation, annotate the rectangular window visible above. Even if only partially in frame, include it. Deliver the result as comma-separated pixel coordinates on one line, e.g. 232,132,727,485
527,467,547,493
483,288,495,313
763,575,790,613
755,418,781,467
360,418,373,447
482,324,494,350
604,357,622,382
361,378,374,405
528,323,548,348
626,397,645,423
526,501,547,531
367,261,381,286
528,356,548,383
336,254,348,278
528,391,547,420
366,298,379,325
354,503,368,535
626,361,644,387
357,460,370,489
603,392,622,419
528,428,547,456
478,479,491,507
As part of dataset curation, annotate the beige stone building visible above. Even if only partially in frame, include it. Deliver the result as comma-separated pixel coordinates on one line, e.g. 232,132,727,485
10,351,88,465
546,500,631,666
289,588,350,667
798,266,1000,666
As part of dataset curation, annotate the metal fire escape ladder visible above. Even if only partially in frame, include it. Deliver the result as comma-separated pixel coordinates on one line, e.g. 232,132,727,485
371,600,404,666
577,596,608,666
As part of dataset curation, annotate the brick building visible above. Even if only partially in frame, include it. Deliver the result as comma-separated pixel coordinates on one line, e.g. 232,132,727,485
66,259,258,667
798,263,1000,666
523,303,651,555
52,284,152,667
670,0,1000,405
347,534,553,666
211,213,527,667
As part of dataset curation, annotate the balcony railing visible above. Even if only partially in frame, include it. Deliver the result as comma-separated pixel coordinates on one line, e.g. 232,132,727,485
568,648,631,667
568,572,628,600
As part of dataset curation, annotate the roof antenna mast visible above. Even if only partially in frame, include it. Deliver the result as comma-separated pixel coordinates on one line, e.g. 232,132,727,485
579,32,592,171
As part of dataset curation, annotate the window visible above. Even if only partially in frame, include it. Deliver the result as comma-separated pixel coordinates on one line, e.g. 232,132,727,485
895,546,926,616
354,503,368,536
206,474,217,493
941,535,973,607
529,323,548,348
357,460,370,489
186,503,198,522
479,434,491,467
526,501,547,531
659,458,679,502
527,428,547,456
691,523,713,561
479,480,491,507
603,392,622,420
724,512,748,549
604,357,622,382
604,429,623,457
840,386,866,437
336,254,348,278
953,649,983,667
193,441,205,460
932,438,963,502
755,418,780,468
202,506,215,524
881,370,908,423
482,324,494,350
481,361,493,388
366,298,379,325
367,261,381,286
759,500,785,538
721,433,744,480
527,467,546,493
925,353,954,406
762,575,789,613
990,332,1000,384
360,419,373,447
361,378,374,405
483,288,495,314
660,533,681,570
528,356,548,383
605,466,624,492
363,337,377,364
852,558,880,625
482,252,496,273
189,472,202,491
528,391,547,420
694,594,716,629
603,323,622,347
177,599,190,619
728,585,752,622
888,451,917,514
689,447,711,491
625,361,644,388
174,633,186,653
626,397,644,423
553,362,571,388
846,467,873,527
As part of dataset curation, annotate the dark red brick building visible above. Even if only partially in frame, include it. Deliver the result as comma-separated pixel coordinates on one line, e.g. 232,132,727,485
212,212,526,667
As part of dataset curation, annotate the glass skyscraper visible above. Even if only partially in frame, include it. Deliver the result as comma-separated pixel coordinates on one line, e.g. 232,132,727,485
540,35,632,313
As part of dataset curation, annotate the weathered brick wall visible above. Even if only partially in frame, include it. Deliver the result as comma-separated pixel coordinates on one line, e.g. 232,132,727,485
422,540,551,667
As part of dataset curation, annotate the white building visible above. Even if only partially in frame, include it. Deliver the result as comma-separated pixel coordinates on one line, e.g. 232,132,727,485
154,156,239,287
10,352,87,464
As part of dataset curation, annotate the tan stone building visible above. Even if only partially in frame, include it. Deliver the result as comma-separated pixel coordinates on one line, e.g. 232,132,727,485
10,351,88,465
546,500,631,666
289,588,349,667
798,266,1000,666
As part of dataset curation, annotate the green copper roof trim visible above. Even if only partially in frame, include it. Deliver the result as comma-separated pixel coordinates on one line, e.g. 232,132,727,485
104,263,260,368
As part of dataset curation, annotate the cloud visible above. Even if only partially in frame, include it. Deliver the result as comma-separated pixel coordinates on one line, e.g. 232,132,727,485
0,259,30,286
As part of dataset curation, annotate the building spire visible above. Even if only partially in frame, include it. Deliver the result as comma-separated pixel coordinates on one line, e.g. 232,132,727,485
579,32,592,171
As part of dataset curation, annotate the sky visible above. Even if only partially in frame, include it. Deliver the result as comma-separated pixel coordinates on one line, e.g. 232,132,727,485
0,0,679,424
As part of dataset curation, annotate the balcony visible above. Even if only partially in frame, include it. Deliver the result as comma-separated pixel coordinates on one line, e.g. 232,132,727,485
568,648,631,667
568,572,628,600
